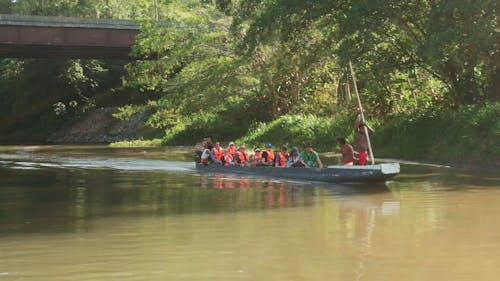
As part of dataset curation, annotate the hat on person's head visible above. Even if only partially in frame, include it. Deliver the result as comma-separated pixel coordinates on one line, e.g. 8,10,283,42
255,148,261,152
266,143,273,148
239,145,246,149
229,141,235,145
304,142,313,147
291,147,299,154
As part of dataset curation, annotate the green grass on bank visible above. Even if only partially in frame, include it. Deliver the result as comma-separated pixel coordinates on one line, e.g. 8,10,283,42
111,103,499,165
160,112,249,146
236,114,353,152
110,138,163,147
238,104,498,165
373,103,499,164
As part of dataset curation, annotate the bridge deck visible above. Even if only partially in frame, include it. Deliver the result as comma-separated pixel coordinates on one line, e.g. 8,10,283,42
0,14,140,59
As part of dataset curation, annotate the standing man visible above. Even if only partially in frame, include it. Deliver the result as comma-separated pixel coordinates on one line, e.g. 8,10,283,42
337,138,354,165
354,115,374,165
299,143,323,168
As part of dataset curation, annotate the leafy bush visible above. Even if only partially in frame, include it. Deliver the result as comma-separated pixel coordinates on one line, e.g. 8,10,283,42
237,114,353,151
373,103,499,163
161,112,250,145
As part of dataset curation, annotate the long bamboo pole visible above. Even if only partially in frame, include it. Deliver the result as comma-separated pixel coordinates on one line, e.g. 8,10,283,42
349,60,375,165
154,0,159,21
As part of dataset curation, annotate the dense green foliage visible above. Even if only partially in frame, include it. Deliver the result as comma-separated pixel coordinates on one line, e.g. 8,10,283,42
0,58,127,140
122,0,498,135
0,0,161,140
228,103,498,164
227,0,499,108
237,114,352,152
373,103,499,163
0,0,498,163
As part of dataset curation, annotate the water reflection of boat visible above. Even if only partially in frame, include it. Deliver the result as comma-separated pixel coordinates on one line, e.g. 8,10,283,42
195,162,400,183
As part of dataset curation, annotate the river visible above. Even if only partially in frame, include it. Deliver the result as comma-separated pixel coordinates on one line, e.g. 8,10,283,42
0,145,499,281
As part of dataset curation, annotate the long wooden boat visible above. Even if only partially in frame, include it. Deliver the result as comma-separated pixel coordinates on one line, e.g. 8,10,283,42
195,162,400,183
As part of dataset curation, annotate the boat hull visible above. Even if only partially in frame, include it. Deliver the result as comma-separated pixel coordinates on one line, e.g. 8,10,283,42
195,162,400,183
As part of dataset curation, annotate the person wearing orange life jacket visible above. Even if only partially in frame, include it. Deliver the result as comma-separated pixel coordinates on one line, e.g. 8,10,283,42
227,141,237,158
251,148,263,166
210,142,223,165
262,143,275,166
234,145,250,167
275,145,289,167
222,149,234,166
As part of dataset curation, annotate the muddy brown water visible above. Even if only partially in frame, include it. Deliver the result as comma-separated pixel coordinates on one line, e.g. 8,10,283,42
0,145,499,281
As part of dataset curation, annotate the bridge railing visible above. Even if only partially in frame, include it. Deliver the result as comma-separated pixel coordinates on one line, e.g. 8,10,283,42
0,14,139,30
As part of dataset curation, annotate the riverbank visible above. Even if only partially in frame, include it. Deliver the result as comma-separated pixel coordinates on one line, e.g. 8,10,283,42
46,107,162,143
2,103,496,169
111,103,498,168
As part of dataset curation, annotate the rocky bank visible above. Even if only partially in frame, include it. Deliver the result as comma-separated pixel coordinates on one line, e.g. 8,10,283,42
47,107,161,143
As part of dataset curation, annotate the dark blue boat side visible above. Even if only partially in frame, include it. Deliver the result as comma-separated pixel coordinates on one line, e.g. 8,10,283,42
195,162,400,183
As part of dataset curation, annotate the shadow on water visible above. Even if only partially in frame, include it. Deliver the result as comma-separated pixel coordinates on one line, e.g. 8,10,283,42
0,162,394,236
0,145,193,161
0,145,450,237
2,144,498,250
393,164,500,189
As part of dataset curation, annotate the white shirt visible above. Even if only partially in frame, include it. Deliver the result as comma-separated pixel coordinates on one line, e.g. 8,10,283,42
287,155,301,167
201,149,211,160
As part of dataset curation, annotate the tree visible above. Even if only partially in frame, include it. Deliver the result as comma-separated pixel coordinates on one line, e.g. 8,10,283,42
227,0,499,107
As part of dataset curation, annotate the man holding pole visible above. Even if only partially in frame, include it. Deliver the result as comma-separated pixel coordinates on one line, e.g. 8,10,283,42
349,60,375,165
354,113,374,165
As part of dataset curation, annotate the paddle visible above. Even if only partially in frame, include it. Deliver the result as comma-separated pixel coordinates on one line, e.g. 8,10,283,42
349,60,375,165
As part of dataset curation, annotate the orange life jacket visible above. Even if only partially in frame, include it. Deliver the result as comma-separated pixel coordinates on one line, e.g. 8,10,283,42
227,145,236,157
253,151,262,160
276,152,287,167
235,150,249,164
212,146,223,161
265,149,275,163
223,154,233,166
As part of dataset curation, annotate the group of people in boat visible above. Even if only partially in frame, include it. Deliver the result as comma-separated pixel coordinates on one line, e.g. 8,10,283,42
195,139,323,168
195,113,374,168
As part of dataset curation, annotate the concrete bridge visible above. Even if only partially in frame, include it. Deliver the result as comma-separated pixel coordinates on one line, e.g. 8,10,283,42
0,14,140,59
